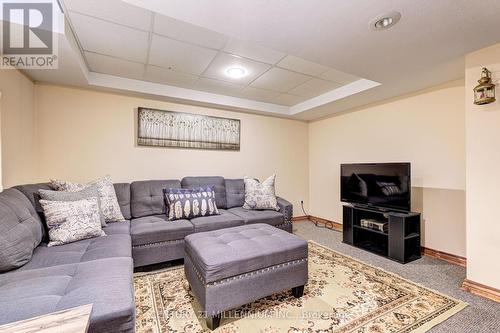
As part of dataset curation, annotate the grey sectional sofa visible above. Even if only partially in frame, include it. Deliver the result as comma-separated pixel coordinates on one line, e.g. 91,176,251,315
0,176,293,332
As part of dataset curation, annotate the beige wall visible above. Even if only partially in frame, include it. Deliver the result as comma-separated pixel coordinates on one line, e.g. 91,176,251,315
33,84,309,215
465,43,500,289
308,80,466,257
0,70,37,188
2,74,469,258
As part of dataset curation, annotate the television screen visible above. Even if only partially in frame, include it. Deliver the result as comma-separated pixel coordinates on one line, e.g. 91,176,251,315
341,163,411,211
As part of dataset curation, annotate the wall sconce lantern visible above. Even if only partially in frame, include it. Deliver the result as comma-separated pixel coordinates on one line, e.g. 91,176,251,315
473,67,496,105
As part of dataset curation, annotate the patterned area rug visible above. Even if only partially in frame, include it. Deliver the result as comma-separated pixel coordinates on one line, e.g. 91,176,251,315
134,241,466,332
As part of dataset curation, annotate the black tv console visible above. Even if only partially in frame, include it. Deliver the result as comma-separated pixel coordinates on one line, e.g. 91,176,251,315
342,205,421,263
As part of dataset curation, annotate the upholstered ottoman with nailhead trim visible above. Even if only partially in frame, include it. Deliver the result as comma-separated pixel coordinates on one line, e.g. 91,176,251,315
184,223,308,330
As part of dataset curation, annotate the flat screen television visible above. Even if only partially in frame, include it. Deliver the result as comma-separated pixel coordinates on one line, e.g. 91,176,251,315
341,163,411,211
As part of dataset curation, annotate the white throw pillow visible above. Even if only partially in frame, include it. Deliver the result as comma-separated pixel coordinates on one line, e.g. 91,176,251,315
243,174,279,211
40,198,105,247
51,175,125,222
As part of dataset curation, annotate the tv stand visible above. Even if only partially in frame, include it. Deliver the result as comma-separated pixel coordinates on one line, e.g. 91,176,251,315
352,203,390,212
342,205,421,263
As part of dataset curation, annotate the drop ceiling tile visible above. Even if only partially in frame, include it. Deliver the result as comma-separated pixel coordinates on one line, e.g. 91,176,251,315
69,12,149,62
144,65,199,87
85,51,145,80
149,35,217,75
203,53,271,85
250,67,311,92
320,68,359,84
63,0,152,31
195,78,244,95
224,39,285,64
154,14,228,49
236,87,281,103
272,93,307,106
288,78,341,98
277,55,329,76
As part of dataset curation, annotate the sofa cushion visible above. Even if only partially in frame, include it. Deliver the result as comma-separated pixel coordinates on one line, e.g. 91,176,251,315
190,209,244,232
0,189,44,273
103,220,131,235
130,215,193,246
0,258,135,333
228,207,284,226
225,179,245,208
184,224,308,283
181,176,226,209
12,183,53,215
130,180,181,218
12,183,53,240
18,233,132,271
114,183,131,219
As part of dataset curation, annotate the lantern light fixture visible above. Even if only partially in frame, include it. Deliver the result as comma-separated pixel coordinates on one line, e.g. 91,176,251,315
473,67,496,105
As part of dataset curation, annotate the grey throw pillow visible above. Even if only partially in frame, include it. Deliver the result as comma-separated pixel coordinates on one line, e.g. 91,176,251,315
0,189,44,272
40,198,105,247
243,175,279,211
164,186,219,221
38,185,106,227
50,175,125,222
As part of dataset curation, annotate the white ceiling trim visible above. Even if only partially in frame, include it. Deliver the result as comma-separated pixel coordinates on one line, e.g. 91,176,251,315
289,79,381,115
87,72,291,114
87,71,380,116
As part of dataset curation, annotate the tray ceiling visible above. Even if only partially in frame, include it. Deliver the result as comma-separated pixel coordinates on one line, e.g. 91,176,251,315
18,0,500,120
63,0,368,107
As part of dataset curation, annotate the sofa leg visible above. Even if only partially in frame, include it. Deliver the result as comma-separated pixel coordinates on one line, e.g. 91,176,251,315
292,285,304,298
206,313,221,330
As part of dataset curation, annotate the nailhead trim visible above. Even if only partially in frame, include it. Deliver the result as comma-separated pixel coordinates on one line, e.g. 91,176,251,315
275,221,293,229
132,239,184,249
191,258,308,287
133,221,292,249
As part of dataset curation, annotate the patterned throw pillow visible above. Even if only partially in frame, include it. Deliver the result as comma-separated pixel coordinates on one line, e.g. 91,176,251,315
51,175,125,222
164,186,219,221
39,198,105,247
38,185,107,227
243,175,279,211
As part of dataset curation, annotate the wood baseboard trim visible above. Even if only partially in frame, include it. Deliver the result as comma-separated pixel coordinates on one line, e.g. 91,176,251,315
309,216,343,232
421,247,467,267
461,279,500,303
292,215,342,232
291,215,309,222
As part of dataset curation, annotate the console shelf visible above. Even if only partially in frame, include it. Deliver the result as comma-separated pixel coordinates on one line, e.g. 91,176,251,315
353,224,388,236
343,205,421,264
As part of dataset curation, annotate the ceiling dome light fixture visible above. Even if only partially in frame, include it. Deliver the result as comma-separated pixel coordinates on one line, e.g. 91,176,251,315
370,11,401,31
225,66,247,79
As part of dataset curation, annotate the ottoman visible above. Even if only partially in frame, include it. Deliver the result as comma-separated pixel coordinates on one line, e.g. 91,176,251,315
184,223,308,330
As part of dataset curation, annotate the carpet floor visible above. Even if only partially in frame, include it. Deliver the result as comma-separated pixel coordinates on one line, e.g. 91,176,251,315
293,221,500,333
132,221,496,332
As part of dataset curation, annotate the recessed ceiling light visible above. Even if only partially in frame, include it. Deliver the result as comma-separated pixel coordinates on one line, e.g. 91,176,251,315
370,11,401,31
225,66,247,79
375,17,393,29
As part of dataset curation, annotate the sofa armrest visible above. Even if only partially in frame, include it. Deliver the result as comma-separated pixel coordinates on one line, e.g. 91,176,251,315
277,197,293,223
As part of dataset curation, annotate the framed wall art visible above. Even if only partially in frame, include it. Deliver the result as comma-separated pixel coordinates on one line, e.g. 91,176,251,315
137,107,240,151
